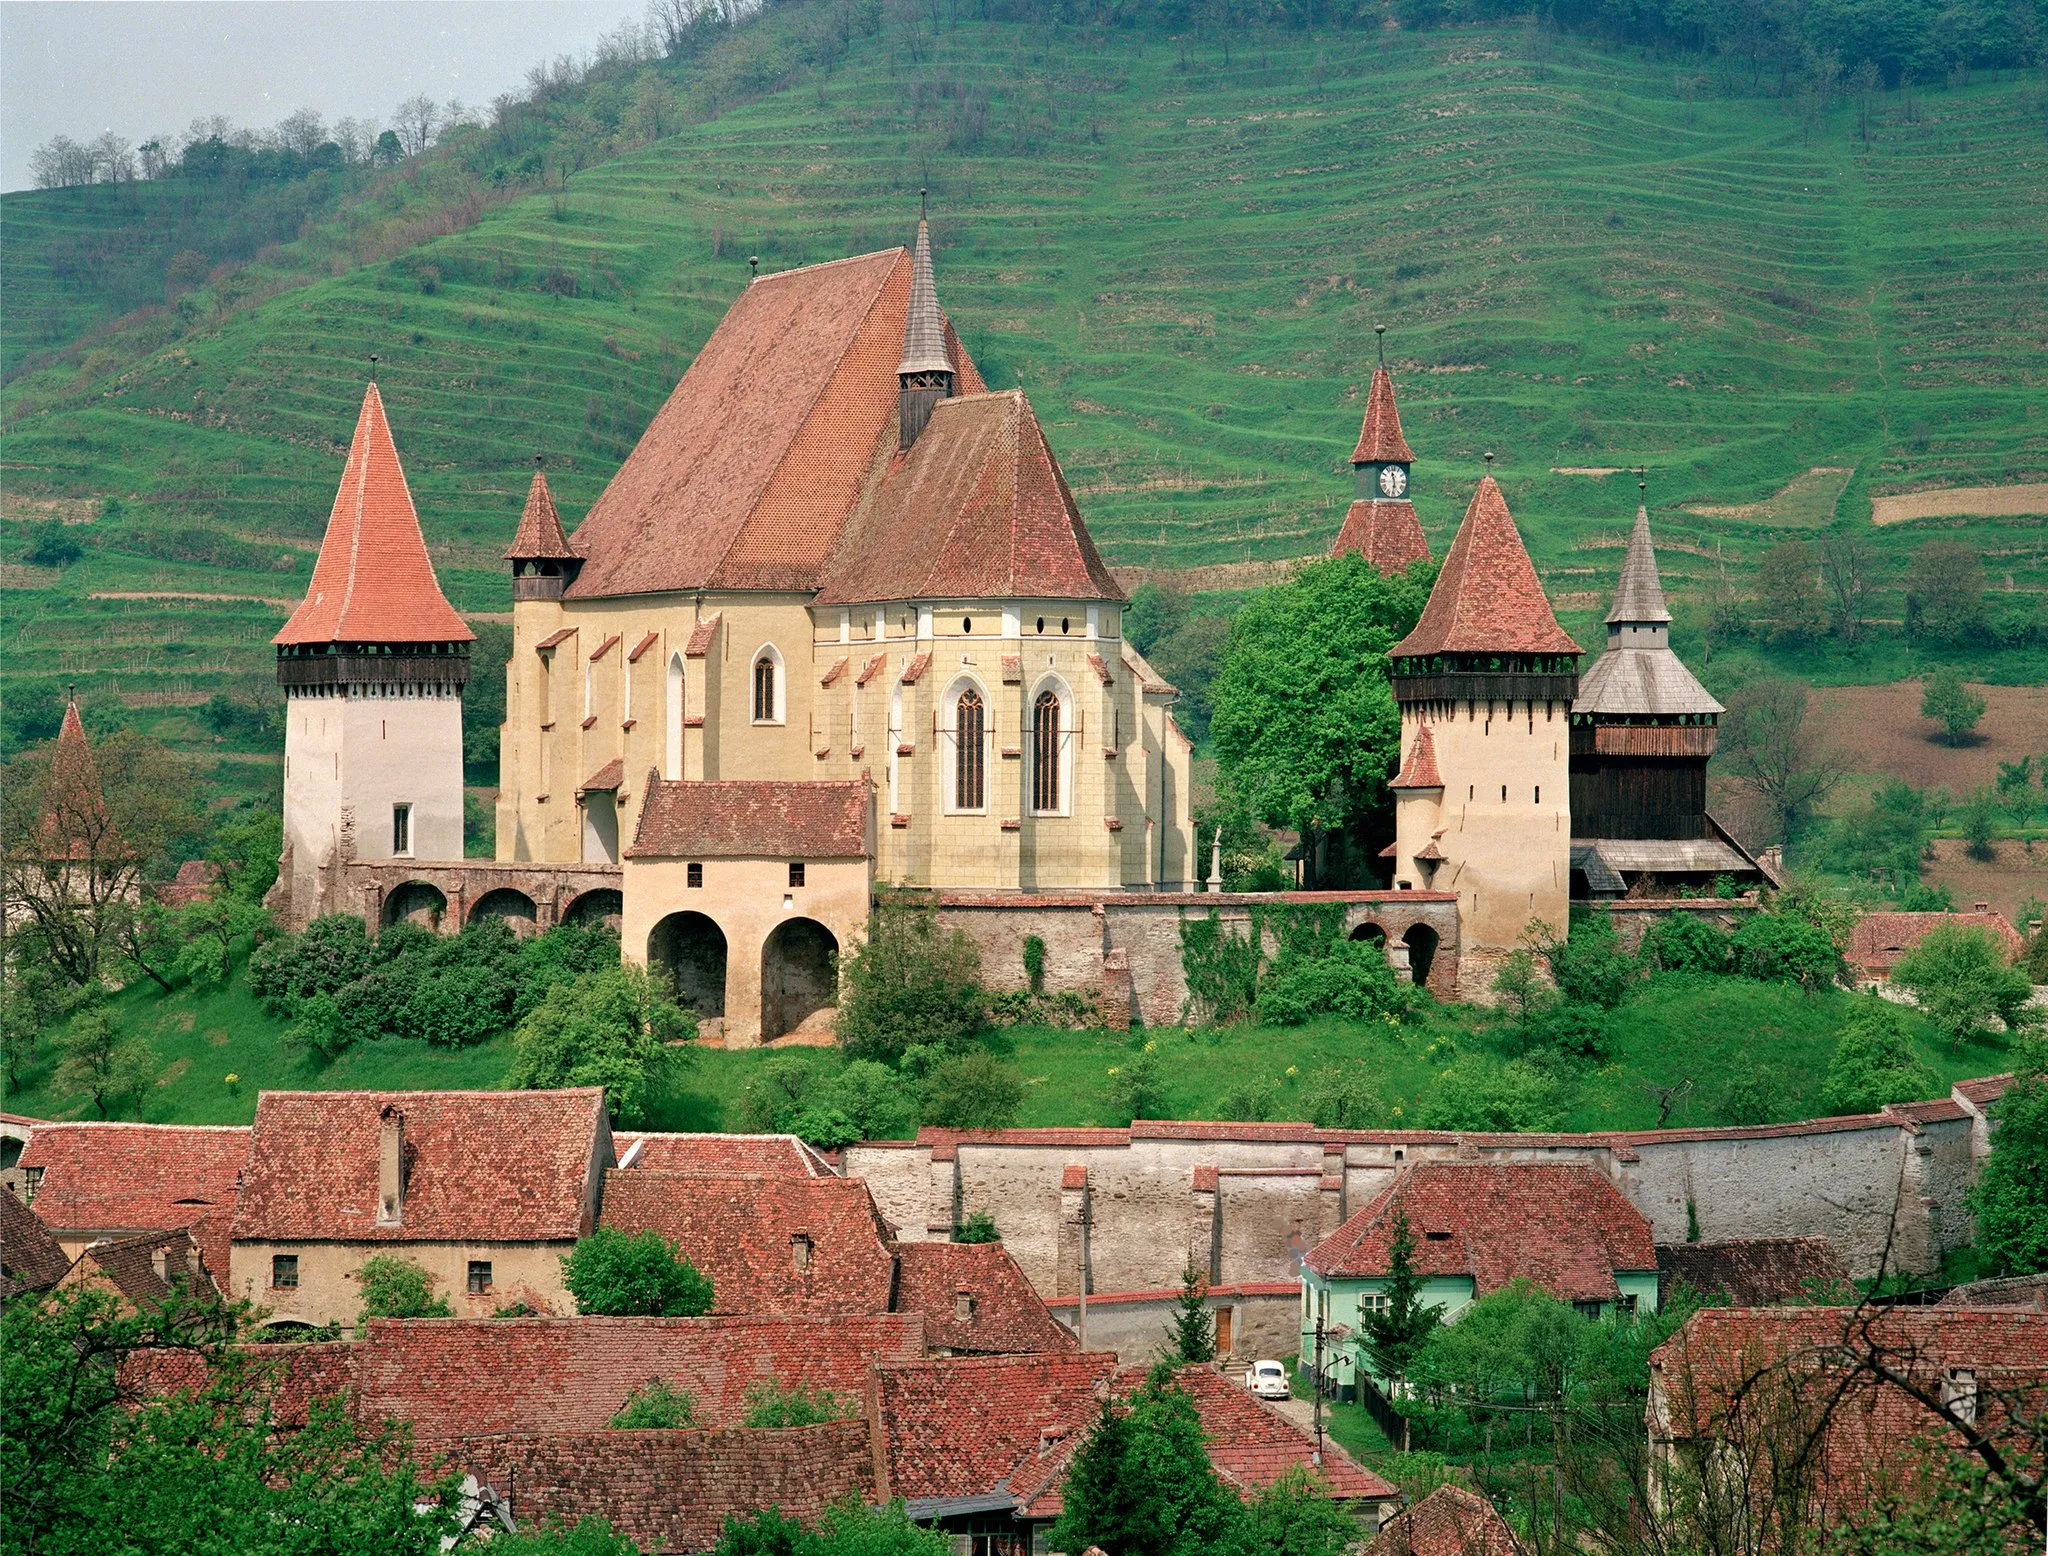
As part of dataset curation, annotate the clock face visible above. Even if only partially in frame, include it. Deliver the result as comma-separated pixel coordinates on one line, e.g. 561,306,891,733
1378,464,1409,498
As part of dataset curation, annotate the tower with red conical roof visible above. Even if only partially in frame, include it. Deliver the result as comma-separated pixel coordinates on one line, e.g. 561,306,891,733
273,383,474,924
1330,334,1430,575
1387,474,1580,964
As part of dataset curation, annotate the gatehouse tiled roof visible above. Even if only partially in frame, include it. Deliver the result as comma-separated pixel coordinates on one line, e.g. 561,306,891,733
231,1089,606,1244
1391,477,1579,658
814,390,1122,606
563,249,985,599
275,384,473,646
628,778,870,859
1304,1162,1654,1299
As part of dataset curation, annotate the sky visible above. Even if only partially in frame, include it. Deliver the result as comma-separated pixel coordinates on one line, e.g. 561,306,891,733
0,1,642,191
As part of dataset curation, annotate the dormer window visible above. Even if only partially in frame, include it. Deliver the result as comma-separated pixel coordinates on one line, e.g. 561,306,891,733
791,1233,813,1272
1424,1230,1451,1242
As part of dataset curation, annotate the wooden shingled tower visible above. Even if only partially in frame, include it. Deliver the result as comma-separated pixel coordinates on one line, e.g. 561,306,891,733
271,383,472,927
1330,331,1430,575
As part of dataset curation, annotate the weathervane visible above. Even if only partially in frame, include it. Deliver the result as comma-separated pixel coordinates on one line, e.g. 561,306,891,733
920,185,928,220
748,255,758,279
1374,324,1386,368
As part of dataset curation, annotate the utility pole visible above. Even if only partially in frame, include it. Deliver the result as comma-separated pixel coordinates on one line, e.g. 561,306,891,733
1311,1314,1326,1467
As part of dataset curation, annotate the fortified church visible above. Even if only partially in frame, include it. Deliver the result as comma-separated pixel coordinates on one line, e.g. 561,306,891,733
269,217,1762,1033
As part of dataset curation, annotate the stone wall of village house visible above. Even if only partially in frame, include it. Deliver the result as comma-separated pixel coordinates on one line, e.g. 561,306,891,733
495,589,1195,890
620,853,872,1048
1045,1288,1303,1369
227,1240,576,1327
1393,700,1572,956
280,688,464,925
846,1100,1988,1294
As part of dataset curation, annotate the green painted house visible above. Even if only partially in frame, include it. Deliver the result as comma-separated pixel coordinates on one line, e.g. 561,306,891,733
1301,1161,1659,1394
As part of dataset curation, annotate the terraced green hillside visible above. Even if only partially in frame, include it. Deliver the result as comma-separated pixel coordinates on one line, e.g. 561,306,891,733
5,16,2046,792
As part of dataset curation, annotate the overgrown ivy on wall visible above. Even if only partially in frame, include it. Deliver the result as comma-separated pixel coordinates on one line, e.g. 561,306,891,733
1177,902,1348,1024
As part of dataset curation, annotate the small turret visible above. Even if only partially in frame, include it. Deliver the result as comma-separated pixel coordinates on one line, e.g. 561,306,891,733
897,200,954,450
1331,327,1429,575
506,462,581,601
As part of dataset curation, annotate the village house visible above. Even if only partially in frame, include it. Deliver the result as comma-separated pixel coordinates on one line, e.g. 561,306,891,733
1363,1484,1522,1556
0,1187,72,1298
16,1120,248,1276
1647,1306,2048,1533
1656,1236,1852,1308
1301,1163,1659,1393
1847,906,2026,985
227,1089,612,1327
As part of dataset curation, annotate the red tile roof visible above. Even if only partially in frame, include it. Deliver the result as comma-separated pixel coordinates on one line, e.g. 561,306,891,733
1,1188,72,1296
627,779,870,859
231,1090,606,1244
600,1172,897,1315
1305,1163,1655,1300
614,1133,827,1177
439,1422,876,1555
1848,910,2024,976
567,251,981,598
66,1225,217,1308
274,384,473,646
1649,1307,2048,1527
1350,368,1416,464
505,469,578,560
580,758,624,793
627,631,660,663
124,1340,361,1429
685,614,722,657
1365,1485,1522,1556
874,1350,1119,1502
1331,499,1430,575
1151,1366,1395,1505
890,1240,1078,1356
815,391,1123,607
1390,478,1579,658
1954,1074,2013,1108
20,1122,249,1238
359,1314,923,1438
1390,722,1443,788
1657,1237,1852,1306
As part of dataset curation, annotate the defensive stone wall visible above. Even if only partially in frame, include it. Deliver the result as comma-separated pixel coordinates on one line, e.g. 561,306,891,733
318,859,624,937
1597,898,1758,954
844,1079,2009,1293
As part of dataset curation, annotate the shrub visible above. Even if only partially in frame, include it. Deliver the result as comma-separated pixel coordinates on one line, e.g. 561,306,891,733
562,1227,714,1317
1640,913,1731,975
503,966,694,1126
1106,1044,1168,1124
1256,939,1410,1026
1730,911,1842,990
23,520,83,568
247,914,376,1016
920,1051,1024,1130
1221,1075,1280,1122
739,1379,859,1428
608,1379,697,1429
836,899,984,1062
1417,1060,1564,1133
1022,934,1046,995
355,1254,452,1331
1891,923,2038,1049
1519,999,1612,1060
1822,1001,1939,1113
1971,1051,2048,1275
1543,911,1640,1008
1921,665,1986,744
819,1058,920,1140
954,1210,1000,1244
1178,909,1261,1024
490,1519,645,1555
1710,1069,1785,1126
1300,1065,1384,1128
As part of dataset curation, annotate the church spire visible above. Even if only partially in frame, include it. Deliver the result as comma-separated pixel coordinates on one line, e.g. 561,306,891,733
1390,476,1580,658
1330,326,1429,575
1606,485,1672,627
897,197,955,450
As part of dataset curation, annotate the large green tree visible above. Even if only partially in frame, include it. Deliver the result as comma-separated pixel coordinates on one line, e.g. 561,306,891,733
504,965,695,1125
1210,553,1432,884
1971,1043,2048,1276
562,1226,714,1317
1049,1368,1248,1556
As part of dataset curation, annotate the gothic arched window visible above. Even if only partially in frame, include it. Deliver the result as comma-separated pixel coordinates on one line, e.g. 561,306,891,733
955,687,985,811
753,653,777,723
1032,689,1062,813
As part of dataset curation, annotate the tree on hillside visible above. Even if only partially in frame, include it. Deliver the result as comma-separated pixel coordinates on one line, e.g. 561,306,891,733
1891,924,2037,1050
561,1227,713,1317
1210,553,1432,885
1921,666,1987,746
504,966,694,1127
1971,1042,2048,1276
392,95,439,156
1822,1001,1939,1114
1905,540,1988,645
53,999,157,1118
835,897,984,1062
1757,540,1827,645
1713,678,1847,844
1361,1207,1443,1391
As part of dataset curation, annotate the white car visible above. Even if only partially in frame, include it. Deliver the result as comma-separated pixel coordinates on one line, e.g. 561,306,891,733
1244,1359,1291,1400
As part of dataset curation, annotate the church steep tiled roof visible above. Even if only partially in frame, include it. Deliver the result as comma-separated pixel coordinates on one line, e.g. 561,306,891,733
38,698,115,861
815,390,1122,606
1331,499,1430,574
1391,477,1580,658
274,384,473,646
1349,367,1416,465
564,249,984,600
505,469,577,560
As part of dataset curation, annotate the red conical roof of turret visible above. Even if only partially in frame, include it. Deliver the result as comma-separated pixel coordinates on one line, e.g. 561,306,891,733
1349,368,1415,465
1391,477,1580,657
39,696,117,860
274,384,473,646
1389,722,1444,789
505,469,578,561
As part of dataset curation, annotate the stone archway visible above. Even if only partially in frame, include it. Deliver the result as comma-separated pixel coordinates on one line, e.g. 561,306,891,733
383,881,448,930
649,911,727,1018
1403,923,1439,988
563,888,624,930
761,917,839,1041
1350,921,1387,950
470,887,540,936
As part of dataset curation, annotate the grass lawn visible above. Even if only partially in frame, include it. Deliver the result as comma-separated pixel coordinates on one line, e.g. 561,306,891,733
5,965,2008,1136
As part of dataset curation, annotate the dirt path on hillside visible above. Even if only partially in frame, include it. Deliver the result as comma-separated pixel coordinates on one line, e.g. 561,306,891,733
90,590,297,608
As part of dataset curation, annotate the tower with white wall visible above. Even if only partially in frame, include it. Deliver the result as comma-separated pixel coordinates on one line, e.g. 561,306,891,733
272,383,473,927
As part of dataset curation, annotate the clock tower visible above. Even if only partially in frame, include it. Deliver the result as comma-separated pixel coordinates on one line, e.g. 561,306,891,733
1330,326,1430,576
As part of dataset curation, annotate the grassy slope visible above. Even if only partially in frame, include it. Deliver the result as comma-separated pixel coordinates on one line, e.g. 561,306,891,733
4,964,2004,1133
4,18,2045,795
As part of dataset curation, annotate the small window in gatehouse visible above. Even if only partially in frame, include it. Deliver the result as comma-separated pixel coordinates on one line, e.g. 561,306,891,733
687,862,704,888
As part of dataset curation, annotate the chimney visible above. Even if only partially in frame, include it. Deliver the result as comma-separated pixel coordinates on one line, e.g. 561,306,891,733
186,1241,203,1282
151,1246,169,1281
1973,901,1990,914
378,1105,406,1225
